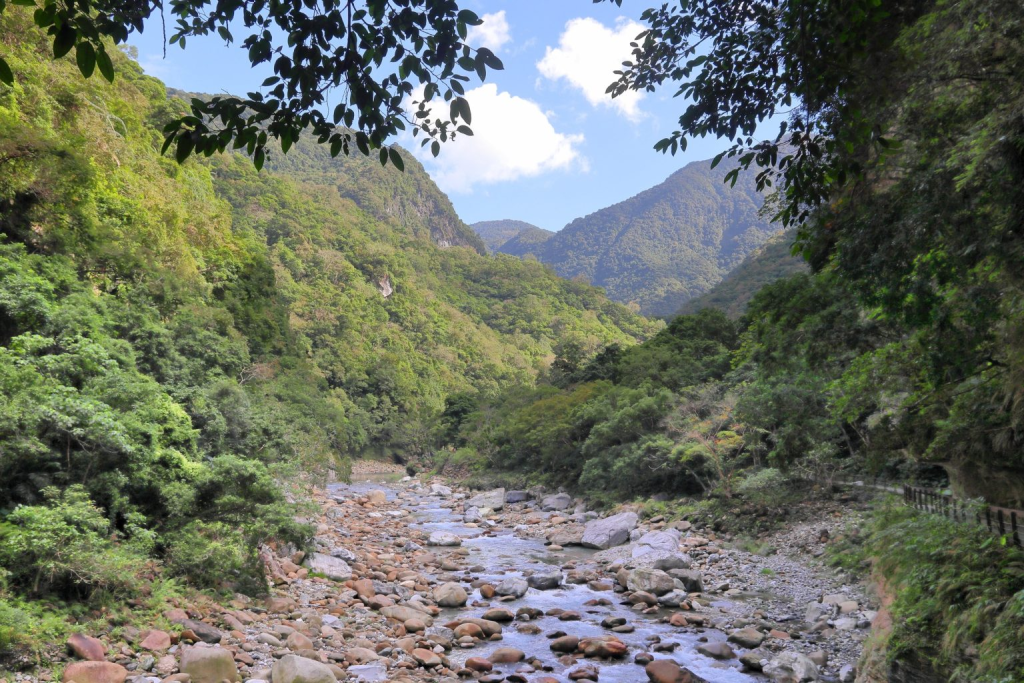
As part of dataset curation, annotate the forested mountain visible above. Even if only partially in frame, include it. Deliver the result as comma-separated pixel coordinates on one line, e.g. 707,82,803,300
471,219,551,253
0,11,658,611
676,230,807,318
489,158,775,316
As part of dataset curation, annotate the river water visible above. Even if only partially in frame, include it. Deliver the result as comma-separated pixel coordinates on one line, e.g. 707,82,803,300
337,477,762,683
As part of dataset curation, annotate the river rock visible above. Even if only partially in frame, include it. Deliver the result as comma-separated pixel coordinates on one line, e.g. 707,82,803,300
303,552,352,581
505,490,531,503
178,620,223,645
763,651,819,682
581,511,638,549
728,627,765,649
67,634,106,661
272,654,337,683
550,635,580,653
668,568,704,593
696,642,734,659
657,590,690,607
62,662,127,683
366,490,387,504
180,647,239,683
428,531,462,546
411,648,441,667
381,605,434,626
548,528,584,546
645,660,708,683
285,632,314,651
429,484,452,497
494,577,529,598
541,493,573,511
627,568,675,596
139,630,171,652
527,569,562,590
467,489,505,511
463,507,482,523
488,647,525,663
433,582,468,607
633,530,681,554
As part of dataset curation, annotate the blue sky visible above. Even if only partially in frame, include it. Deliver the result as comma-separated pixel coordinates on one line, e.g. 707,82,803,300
130,1,767,231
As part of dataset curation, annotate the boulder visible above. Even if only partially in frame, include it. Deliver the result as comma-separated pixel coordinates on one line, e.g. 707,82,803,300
180,647,239,683
347,663,387,682
505,490,531,503
467,489,505,511
526,569,562,590
634,530,681,554
366,490,387,504
463,507,482,523
139,630,172,652
627,568,676,596
432,582,468,608
303,553,352,581
581,512,638,549
487,647,525,664
547,528,584,546
645,660,709,683
427,531,462,547
429,484,452,497
494,577,529,598
285,632,314,651
67,634,106,662
272,654,337,683
668,568,704,593
763,652,819,682
541,493,573,511
728,627,765,649
178,620,223,645
696,642,734,659
62,662,127,683
657,590,690,608
652,553,692,571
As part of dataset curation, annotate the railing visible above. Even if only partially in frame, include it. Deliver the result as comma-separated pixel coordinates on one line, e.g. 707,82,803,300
902,485,1023,548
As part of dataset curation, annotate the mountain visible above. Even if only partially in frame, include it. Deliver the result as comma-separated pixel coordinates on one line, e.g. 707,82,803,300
676,230,808,318
0,11,660,603
472,219,551,253
492,158,776,317
495,224,555,258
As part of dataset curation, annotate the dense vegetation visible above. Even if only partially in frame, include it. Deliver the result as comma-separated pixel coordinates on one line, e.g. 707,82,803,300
0,13,657,654
471,220,552,254
487,158,777,316
677,230,807,318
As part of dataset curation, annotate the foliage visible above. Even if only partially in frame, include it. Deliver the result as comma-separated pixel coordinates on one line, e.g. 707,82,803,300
0,0,506,169
472,220,552,254
861,503,1024,683
491,157,777,316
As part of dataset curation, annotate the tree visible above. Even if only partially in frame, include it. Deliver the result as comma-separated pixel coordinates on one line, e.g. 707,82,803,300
601,0,924,227
0,0,502,167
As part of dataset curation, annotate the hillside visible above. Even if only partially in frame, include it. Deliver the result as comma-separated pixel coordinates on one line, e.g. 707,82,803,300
676,230,808,318
494,158,775,316
0,11,659,618
472,219,551,253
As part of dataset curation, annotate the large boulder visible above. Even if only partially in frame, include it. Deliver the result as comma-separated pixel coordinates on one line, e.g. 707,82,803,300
728,627,765,649
272,654,337,683
67,634,106,661
303,553,352,581
179,619,224,645
429,484,452,497
763,652,819,682
494,577,529,598
541,493,573,511
467,489,505,511
180,647,239,683
433,582,468,607
627,568,676,596
645,660,708,683
581,512,638,549
526,569,562,590
547,528,584,546
366,490,387,504
62,662,127,683
633,530,681,554
505,490,531,504
668,568,704,593
427,531,462,546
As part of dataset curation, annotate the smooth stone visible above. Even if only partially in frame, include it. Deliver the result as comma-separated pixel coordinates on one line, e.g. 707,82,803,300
272,655,337,683
581,512,638,549
180,647,238,683
67,634,107,662
62,662,127,683
433,582,469,607
302,553,352,581
696,642,734,660
488,648,525,664
763,652,819,682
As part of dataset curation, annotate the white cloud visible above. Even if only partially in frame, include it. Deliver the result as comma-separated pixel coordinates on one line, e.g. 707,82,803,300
466,11,511,53
411,84,584,193
537,17,645,121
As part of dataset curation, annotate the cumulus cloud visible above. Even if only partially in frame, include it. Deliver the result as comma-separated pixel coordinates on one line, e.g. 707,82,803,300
537,17,645,121
466,11,511,53
411,84,584,193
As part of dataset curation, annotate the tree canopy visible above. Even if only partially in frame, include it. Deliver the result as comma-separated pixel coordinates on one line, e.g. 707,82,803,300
0,0,502,167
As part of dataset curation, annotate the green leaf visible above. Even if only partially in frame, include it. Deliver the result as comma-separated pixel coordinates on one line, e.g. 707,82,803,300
0,57,12,86
388,147,404,171
175,135,194,163
161,134,176,156
379,148,388,166
53,23,76,59
431,141,440,157
75,42,96,78
254,147,265,170
96,47,114,82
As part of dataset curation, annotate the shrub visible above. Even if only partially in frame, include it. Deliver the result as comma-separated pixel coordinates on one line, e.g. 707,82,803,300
162,521,260,593
0,486,148,599
735,467,792,508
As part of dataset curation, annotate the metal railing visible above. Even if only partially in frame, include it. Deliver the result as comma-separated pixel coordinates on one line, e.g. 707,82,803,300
902,484,1023,548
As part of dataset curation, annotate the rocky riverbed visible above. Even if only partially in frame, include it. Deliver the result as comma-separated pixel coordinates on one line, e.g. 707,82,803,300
29,476,875,683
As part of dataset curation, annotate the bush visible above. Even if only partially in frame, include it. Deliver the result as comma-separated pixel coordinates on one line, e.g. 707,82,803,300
163,521,261,593
735,467,793,508
0,486,149,599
